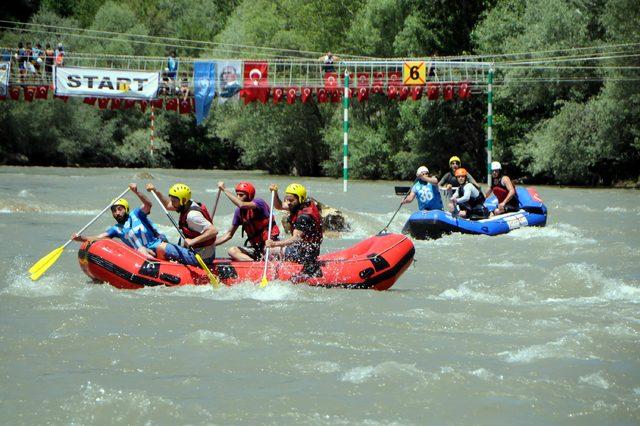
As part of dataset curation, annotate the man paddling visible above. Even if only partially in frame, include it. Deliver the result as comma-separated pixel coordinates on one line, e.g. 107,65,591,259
146,183,218,266
402,165,443,211
485,161,519,216
439,155,478,191
265,183,323,278
214,181,279,261
71,183,166,257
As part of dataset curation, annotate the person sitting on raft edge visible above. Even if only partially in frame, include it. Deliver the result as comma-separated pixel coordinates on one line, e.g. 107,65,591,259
214,181,280,261
265,183,323,278
71,183,167,257
401,165,443,211
485,161,519,216
449,168,488,220
146,183,218,266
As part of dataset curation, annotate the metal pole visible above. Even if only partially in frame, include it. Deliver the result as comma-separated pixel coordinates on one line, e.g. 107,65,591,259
150,104,155,160
343,70,350,192
486,66,494,185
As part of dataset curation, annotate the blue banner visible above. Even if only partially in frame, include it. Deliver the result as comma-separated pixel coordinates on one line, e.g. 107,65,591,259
194,62,216,125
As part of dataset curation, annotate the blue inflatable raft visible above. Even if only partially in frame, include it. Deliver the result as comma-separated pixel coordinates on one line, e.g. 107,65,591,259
402,187,547,239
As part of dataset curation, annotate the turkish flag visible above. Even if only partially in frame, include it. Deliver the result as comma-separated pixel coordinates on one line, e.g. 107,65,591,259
243,61,269,104
411,86,423,101
123,99,136,110
443,84,454,101
458,82,471,100
286,87,297,104
35,85,48,100
324,72,339,88
139,100,148,113
372,71,385,94
301,87,312,103
357,73,370,88
110,98,122,110
399,86,410,101
54,94,69,103
24,87,36,102
9,87,21,101
329,89,341,103
387,86,398,100
179,99,192,114
151,98,163,108
166,98,178,111
97,98,109,109
83,97,97,106
316,88,328,103
272,88,284,104
388,71,402,87
357,87,369,102
426,84,439,100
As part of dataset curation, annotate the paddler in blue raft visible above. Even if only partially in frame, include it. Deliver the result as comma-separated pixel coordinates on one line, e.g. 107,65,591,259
401,166,443,211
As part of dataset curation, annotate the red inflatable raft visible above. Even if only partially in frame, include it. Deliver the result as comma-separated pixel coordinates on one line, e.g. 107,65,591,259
78,233,414,290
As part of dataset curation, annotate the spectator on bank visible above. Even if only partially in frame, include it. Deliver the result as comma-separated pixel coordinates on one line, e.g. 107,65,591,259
54,43,65,67
15,42,27,82
44,43,55,81
319,52,339,73
179,72,189,101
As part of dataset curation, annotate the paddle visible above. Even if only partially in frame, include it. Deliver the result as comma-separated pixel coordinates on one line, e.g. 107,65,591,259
29,187,131,281
379,179,418,234
260,188,276,288
150,191,220,288
211,187,222,218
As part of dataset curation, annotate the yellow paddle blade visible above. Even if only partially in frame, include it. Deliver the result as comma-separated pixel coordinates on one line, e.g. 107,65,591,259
28,246,64,274
260,276,268,288
195,253,220,288
29,246,64,281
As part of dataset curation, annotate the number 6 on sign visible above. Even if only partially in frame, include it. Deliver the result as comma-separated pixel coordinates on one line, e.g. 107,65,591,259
403,61,426,86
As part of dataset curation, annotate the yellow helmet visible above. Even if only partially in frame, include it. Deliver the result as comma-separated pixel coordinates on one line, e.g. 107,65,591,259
449,156,461,166
169,183,191,206
285,183,307,203
111,198,130,214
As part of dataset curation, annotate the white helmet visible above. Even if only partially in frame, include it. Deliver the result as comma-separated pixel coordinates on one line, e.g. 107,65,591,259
491,161,502,171
416,166,429,176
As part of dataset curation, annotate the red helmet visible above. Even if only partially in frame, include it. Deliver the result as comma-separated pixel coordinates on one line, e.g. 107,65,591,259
235,181,256,200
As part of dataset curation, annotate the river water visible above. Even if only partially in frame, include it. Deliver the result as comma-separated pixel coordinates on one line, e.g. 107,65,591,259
0,166,638,425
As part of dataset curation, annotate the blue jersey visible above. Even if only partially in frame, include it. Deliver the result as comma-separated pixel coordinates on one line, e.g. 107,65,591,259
412,181,443,211
106,208,165,251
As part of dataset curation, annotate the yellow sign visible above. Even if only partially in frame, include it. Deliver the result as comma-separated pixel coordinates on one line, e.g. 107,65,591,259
403,61,426,85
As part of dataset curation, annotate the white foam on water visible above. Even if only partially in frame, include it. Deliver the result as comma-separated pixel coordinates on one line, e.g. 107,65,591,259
604,206,628,213
160,280,331,303
434,283,520,305
18,189,32,198
506,223,597,245
542,263,640,305
470,368,504,382
340,362,430,384
498,333,595,363
579,371,611,390
1,270,71,298
487,261,534,269
634,388,640,395
183,329,239,346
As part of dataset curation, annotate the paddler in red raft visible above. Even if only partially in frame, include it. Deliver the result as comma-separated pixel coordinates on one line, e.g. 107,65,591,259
265,183,323,278
214,180,280,261
145,183,218,266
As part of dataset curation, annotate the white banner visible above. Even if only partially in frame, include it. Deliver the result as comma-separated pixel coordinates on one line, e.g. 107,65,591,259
55,66,159,99
0,62,9,97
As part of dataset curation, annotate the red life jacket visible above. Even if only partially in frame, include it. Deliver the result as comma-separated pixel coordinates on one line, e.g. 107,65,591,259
491,176,519,205
288,201,323,245
178,201,215,248
239,201,280,249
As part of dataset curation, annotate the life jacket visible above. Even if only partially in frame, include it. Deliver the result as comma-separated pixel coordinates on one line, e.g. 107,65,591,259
288,201,323,245
240,202,280,249
457,182,485,208
178,201,215,248
492,175,519,206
